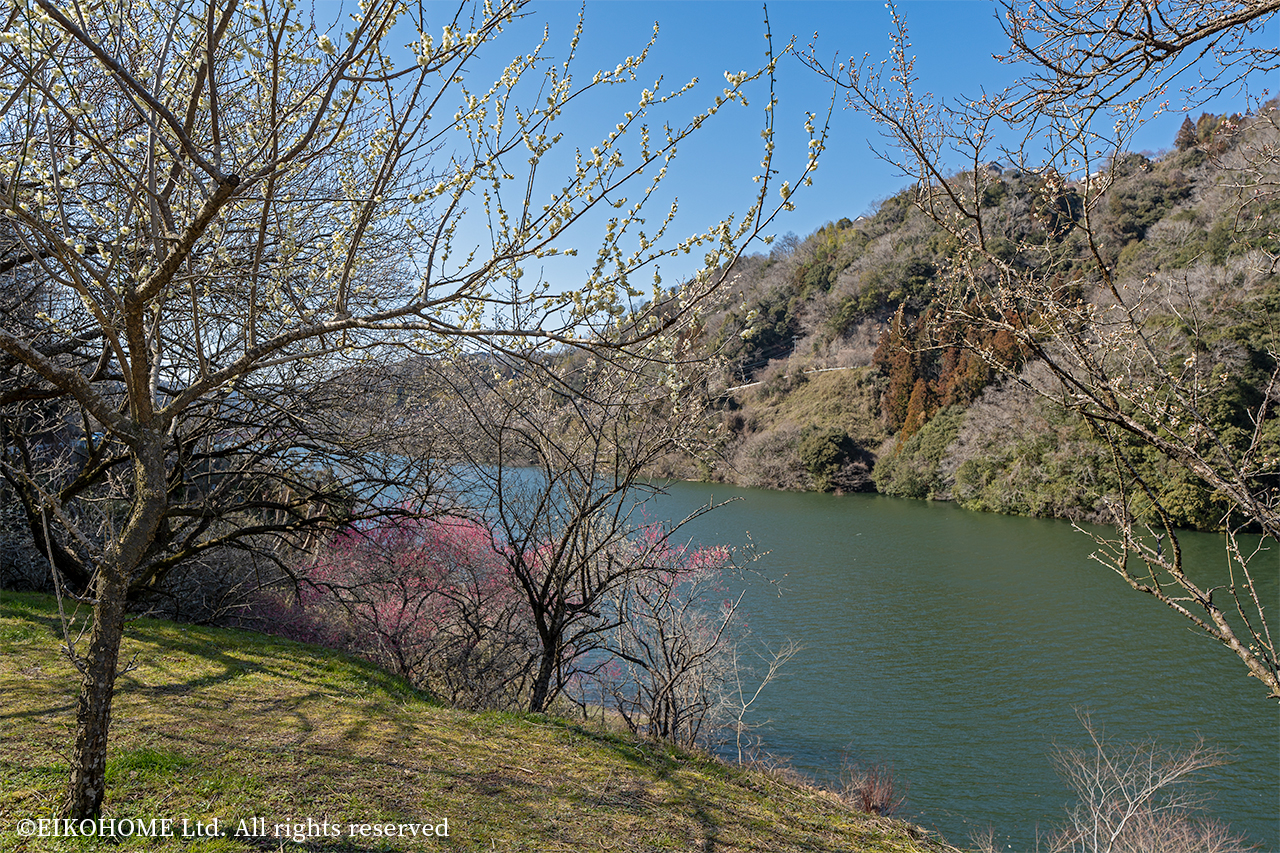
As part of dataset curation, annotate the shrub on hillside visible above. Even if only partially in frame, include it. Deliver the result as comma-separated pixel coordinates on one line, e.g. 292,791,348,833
733,425,810,491
756,359,809,399
798,427,873,492
840,760,906,817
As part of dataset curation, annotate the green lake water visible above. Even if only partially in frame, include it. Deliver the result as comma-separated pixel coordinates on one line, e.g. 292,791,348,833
648,482,1279,851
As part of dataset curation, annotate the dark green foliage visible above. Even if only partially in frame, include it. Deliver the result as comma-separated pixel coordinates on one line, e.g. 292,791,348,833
987,237,1018,262
799,260,835,295
875,189,915,226
828,256,940,338
900,258,937,296
736,296,801,368
982,180,1008,208
925,230,958,259
1104,159,1191,245
1132,454,1223,531
1224,280,1280,353
1207,220,1238,264
873,406,966,499
798,427,859,492
1178,146,1208,169
827,297,863,338
1162,218,1245,268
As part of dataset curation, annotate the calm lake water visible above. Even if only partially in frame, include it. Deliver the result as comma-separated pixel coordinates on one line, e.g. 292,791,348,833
648,482,1279,851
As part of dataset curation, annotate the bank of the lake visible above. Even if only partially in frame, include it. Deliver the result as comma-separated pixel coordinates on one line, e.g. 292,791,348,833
649,482,1279,852
0,591,959,853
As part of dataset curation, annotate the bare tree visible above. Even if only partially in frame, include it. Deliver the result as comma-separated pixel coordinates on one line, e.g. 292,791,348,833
600,530,742,747
803,2,1279,699
409,354,798,732
1046,716,1250,853
0,0,824,818
596,527,800,751
996,0,1278,131
432,354,722,713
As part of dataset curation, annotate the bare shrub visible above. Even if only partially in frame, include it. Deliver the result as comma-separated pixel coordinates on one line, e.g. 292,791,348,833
560,522,798,752
137,545,290,625
968,826,1001,853
756,358,810,399
834,316,892,367
597,528,740,748
726,639,804,762
732,424,810,491
840,760,906,816
731,753,822,797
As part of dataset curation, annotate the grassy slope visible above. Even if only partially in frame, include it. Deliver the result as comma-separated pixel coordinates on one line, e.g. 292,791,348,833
0,592,956,853
741,369,885,448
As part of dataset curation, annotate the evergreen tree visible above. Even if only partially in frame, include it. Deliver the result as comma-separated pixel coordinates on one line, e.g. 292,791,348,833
1174,116,1197,150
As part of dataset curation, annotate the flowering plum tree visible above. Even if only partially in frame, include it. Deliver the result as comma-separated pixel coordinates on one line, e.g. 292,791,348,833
287,516,533,709
0,0,825,818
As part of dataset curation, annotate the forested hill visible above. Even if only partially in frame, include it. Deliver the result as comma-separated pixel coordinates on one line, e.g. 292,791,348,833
676,107,1280,532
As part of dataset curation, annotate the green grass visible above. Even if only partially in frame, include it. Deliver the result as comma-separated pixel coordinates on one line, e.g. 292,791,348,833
0,591,959,852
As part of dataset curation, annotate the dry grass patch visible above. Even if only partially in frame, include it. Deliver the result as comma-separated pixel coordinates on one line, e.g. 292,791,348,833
742,368,885,446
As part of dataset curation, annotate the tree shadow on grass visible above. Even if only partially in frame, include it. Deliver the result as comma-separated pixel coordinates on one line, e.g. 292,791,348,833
2,596,927,852
3,592,438,708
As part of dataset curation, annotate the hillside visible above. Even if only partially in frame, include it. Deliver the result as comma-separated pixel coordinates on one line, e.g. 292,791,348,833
684,106,1280,531
0,592,959,853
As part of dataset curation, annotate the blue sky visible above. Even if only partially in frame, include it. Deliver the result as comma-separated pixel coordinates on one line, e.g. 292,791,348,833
451,1,1025,286
363,1,1275,289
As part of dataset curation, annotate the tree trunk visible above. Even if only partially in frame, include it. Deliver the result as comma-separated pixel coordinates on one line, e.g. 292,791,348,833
61,436,167,819
528,647,557,713
62,570,128,819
